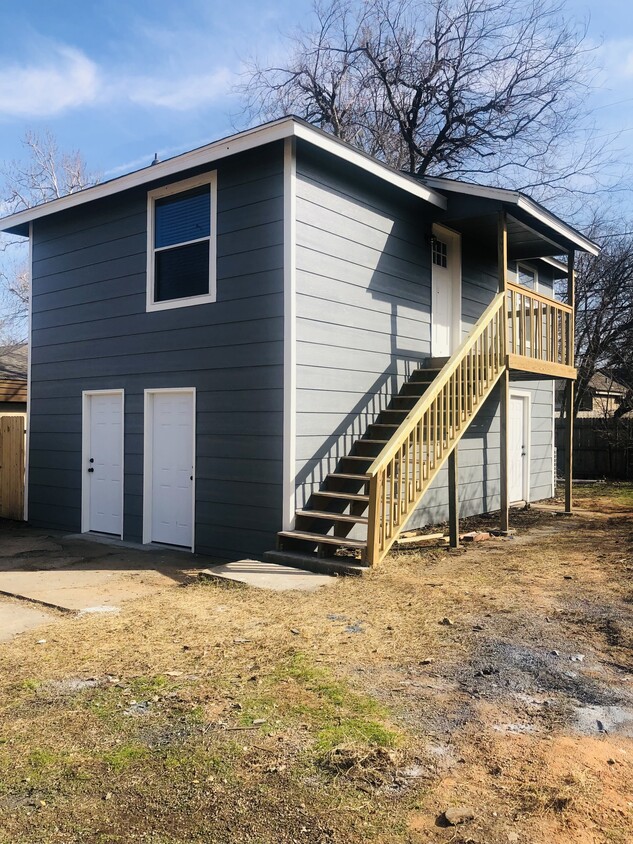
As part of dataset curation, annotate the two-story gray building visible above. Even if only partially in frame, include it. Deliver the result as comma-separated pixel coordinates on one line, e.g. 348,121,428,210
0,118,598,571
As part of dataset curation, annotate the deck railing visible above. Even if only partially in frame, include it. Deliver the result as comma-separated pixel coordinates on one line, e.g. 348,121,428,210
506,281,574,369
365,291,507,566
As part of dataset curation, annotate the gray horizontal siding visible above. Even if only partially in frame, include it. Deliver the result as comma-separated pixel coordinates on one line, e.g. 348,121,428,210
29,142,285,559
409,375,554,529
294,143,433,508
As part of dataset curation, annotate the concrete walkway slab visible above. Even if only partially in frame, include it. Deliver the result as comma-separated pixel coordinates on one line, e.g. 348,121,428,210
200,559,334,592
0,598,57,642
0,567,178,612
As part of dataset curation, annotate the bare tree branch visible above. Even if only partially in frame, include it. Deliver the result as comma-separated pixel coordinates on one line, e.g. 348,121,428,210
0,130,99,343
237,0,618,215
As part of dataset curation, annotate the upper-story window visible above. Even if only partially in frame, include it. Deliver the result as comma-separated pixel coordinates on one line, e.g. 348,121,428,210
516,262,537,291
146,172,217,312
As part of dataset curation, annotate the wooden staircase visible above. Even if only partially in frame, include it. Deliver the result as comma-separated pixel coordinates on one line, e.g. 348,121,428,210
265,292,507,574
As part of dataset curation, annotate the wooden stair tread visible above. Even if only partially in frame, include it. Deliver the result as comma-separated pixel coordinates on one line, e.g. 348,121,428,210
313,491,370,502
278,530,367,549
296,509,368,524
327,472,371,481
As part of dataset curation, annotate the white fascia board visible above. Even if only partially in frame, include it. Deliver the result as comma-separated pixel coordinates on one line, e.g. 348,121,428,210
538,255,569,276
292,122,446,208
0,118,445,234
424,176,600,256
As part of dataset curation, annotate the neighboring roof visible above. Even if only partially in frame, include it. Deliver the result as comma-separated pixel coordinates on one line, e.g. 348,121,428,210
423,176,600,256
588,372,628,395
0,344,27,381
0,344,27,404
0,117,446,238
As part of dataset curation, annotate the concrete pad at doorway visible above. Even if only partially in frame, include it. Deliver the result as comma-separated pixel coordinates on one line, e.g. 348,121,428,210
200,559,334,592
0,598,57,642
0,567,177,613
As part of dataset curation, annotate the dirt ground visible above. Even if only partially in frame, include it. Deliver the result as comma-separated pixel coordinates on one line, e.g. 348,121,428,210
1,483,633,844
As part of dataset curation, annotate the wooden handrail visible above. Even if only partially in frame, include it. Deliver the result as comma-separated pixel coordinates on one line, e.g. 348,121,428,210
367,291,506,477
506,281,572,314
365,292,507,565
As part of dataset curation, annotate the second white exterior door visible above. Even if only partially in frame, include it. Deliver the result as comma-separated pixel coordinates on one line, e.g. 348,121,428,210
509,393,529,503
145,390,195,549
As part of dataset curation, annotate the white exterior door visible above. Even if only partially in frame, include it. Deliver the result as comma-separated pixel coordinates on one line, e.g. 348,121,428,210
83,391,124,536
509,393,529,503
145,390,195,548
431,226,461,357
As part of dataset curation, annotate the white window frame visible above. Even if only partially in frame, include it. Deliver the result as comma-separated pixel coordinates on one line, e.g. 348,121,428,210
515,261,538,292
146,172,217,313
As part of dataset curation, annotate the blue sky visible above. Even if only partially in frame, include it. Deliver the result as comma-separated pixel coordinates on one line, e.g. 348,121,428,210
0,0,632,195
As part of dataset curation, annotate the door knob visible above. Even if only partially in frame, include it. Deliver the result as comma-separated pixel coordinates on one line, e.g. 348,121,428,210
88,468,94,473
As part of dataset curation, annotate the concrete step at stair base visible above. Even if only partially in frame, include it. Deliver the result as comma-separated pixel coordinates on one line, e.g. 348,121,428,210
263,550,367,577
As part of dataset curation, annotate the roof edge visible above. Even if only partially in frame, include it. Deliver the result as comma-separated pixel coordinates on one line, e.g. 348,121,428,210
423,176,600,256
0,118,446,234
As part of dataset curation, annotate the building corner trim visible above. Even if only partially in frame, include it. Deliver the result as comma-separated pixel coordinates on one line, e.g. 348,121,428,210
282,137,297,530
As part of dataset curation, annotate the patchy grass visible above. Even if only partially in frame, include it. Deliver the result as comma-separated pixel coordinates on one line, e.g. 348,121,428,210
1,487,633,842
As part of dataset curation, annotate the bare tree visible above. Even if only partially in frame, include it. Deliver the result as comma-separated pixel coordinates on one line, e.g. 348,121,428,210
0,131,98,343
572,226,633,418
240,0,610,208
3,129,98,213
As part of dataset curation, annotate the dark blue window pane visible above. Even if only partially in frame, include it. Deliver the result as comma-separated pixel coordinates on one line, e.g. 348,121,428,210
155,240,209,302
155,185,210,249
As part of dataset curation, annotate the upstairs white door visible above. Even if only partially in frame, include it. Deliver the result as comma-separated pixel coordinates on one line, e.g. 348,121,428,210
145,390,195,549
509,393,529,503
83,391,124,536
431,226,461,357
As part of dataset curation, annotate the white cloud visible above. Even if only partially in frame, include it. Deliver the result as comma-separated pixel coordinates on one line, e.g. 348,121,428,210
0,35,237,122
0,46,100,118
123,67,235,110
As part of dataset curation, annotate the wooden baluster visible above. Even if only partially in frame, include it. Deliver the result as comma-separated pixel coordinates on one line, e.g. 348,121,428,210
424,409,430,480
520,293,526,356
511,290,517,355
402,433,415,513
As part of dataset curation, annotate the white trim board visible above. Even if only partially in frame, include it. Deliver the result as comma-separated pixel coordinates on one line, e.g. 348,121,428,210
142,387,196,552
81,389,125,539
282,137,297,531
24,222,32,521
423,176,600,256
0,118,445,236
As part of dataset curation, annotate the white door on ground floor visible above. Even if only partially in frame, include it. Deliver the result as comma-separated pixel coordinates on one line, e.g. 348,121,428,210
509,392,530,503
145,390,195,548
83,391,124,536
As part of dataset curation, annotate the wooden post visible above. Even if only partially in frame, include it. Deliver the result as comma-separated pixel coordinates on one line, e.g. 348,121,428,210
498,210,508,293
567,249,575,367
564,377,574,514
448,448,460,548
499,368,510,533
498,211,510,534
365,473,381,566
564,249,575,513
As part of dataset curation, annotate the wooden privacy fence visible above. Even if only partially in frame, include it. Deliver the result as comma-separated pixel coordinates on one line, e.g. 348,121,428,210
555,417,633,480
0,415,26,520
